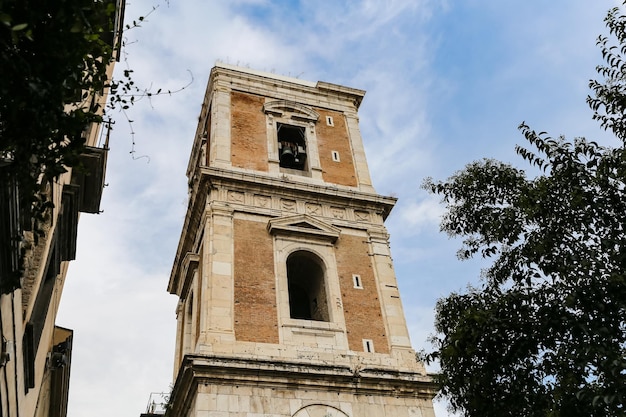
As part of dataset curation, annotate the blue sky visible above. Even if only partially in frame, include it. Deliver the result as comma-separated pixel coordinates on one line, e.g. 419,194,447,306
56,1,620,416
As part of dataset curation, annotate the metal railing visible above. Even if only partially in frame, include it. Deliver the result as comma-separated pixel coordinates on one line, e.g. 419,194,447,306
144,392,169,415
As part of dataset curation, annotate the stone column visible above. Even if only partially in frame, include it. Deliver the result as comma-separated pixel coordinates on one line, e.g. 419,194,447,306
368,229,421,369
344,112,374,192
211,84,232,168
197,201,236,350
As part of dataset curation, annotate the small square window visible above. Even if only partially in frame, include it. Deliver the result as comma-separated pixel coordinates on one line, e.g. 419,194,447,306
326,116,334,126
363,339,374,353
353,274,363,289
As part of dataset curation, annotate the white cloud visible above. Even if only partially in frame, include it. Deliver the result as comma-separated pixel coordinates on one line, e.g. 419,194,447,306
395,195,445,236
58,211,178,416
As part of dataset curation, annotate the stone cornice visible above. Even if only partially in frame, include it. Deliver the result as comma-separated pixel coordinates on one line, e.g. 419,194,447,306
201,166,396,217
168,354,438,417
168,175,209,295
177,252,199,298
210,63,366,107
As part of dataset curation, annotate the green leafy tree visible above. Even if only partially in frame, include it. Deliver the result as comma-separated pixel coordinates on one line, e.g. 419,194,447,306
1,0,121,200
0,0,136,291
0,0,189,292
423,5,626,417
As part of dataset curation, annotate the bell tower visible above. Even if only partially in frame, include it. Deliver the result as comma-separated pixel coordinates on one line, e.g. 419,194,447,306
166,64,437,417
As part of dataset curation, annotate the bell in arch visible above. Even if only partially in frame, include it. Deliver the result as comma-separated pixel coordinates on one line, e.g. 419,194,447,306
280,145,295,167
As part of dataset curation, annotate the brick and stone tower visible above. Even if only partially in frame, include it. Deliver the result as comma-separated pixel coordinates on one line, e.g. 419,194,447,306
166,64,437,417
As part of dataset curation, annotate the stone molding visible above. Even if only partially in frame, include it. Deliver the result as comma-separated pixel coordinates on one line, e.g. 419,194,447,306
168,354,438,417
204,166,396,220
267,214,341,243
263,100,320,122
178,252,199,299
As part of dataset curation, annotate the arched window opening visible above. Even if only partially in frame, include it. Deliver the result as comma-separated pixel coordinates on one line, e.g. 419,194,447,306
287,251,329,322
277,123,307,170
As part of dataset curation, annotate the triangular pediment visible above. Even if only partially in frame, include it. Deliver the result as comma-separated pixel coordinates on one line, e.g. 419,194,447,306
263,100,319,122
267,214,340,242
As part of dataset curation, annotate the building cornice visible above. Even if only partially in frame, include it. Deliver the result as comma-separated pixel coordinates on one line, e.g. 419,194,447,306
212,63,366,108
167,354,438,417
201,166,396,215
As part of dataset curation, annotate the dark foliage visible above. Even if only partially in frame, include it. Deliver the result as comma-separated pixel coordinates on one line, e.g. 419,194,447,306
423,4,626,417
0,0,121,291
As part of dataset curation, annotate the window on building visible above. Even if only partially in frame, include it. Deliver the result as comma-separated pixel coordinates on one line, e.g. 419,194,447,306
287,251,329,321
24,242,60,390
353,274,363,289
277,123,307,170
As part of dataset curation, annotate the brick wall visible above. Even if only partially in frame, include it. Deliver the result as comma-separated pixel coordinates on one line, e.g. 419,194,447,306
336,234,389,353
233,218,278,343
231,92,268,172
315,109,358,187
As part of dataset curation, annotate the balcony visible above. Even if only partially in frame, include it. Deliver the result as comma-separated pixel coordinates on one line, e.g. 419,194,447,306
71,146,108,214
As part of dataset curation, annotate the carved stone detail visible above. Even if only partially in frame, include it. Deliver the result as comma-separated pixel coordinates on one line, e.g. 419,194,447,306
221,187,382,227
330,207,345,219
254,194,271,208
281,199,297,212
354,210,370,221
227,191,244,203
305,203,322,215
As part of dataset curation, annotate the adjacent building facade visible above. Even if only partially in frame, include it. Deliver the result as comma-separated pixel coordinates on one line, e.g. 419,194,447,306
0,2,126,416
165,64,437,417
